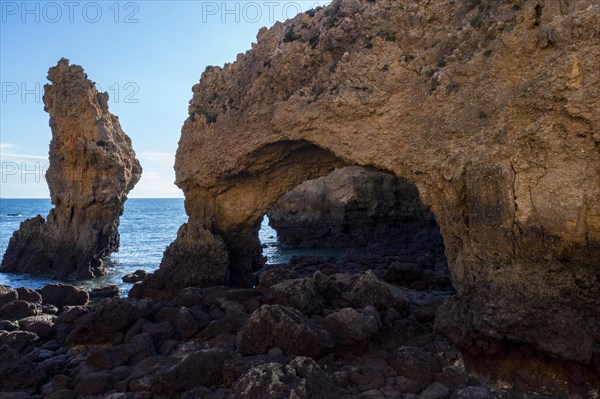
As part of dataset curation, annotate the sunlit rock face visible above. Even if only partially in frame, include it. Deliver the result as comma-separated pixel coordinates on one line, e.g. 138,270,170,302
1,58,142,279
136,0,599,369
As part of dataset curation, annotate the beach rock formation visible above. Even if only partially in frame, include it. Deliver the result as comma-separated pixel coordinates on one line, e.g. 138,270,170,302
136,0,600,380
267,166,438,247
1,58,141,279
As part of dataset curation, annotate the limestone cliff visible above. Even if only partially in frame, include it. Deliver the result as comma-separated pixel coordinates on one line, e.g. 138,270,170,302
1,59,142,279
136,0,600,369
267,166,438,247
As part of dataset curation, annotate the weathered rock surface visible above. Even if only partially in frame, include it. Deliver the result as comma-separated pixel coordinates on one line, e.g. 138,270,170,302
268,166,438,247
228,357,340,399
236,304,333,357
1,58,141,279
137,0,600,369
39,284,89,309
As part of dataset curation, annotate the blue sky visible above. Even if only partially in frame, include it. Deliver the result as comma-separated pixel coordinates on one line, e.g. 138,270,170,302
0,0,327,198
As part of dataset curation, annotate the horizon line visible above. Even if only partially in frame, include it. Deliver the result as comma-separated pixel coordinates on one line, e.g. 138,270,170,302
0,197,185,200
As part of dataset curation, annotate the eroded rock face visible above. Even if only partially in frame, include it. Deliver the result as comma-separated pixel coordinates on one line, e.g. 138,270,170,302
1,58,141,279
267,166,437,247
139,0,600,366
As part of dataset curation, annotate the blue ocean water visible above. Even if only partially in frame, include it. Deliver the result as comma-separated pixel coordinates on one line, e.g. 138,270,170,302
0,198,348,293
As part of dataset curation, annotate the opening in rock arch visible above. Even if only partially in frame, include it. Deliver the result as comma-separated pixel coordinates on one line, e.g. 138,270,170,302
257,166,453,294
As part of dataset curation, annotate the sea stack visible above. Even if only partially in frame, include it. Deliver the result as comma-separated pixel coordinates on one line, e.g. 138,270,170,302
1,58,142,279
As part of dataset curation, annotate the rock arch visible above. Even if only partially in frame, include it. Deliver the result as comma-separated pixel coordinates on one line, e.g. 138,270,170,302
135,0,600,366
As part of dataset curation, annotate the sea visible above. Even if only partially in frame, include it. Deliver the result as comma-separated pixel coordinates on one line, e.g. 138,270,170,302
0,198,347,294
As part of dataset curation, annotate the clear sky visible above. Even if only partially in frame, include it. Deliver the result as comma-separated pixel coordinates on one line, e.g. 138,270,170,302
0,0,328,198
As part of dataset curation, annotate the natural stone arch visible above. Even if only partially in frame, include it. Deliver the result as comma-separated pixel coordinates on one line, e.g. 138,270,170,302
134,0,600,367
192,140,351,286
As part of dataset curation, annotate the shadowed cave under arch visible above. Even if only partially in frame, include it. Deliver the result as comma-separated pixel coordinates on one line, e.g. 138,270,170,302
258,165,454,295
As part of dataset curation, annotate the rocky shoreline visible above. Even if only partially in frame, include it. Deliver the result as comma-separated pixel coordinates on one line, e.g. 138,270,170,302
0,240,495,399
2,229,597,398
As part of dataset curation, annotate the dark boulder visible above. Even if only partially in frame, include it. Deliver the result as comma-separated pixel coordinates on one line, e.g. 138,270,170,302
158,346,228,391
237,305,333,357
228,356,340,399
90,284,121,299
258,266,297,290
0,300,41,320
450,386,495,399
389,346,442,384
268,277,324,315
323,307,381,346
0,345,45,392
67,299,150,345
0,285,18,306
351,270,408,313
122,269,149,283
74,371,115,396
19,315,55,340
0,330,39,351
39,284,89,308
16,287,42,304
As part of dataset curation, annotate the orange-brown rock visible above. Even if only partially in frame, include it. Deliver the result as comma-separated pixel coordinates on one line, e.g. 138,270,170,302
1,59,141,279
136,0,600,368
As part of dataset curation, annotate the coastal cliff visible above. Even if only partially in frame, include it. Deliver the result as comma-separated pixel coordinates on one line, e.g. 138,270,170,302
1,59,142,279
136,0,600,381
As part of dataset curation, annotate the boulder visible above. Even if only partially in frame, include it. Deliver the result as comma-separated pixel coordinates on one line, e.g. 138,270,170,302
67,299,149,345
228,357,340,399
0,345,45,392
268,277,324,314
322,307,381,346
16,287,42,304
19,315,55,339
237,305,333,357
74,371,115,396
389,346,442,385
258,266,297,290
0,300,41,320
90,284,121,299
158,347,227,391
420,382,450,399
0,330,39,352
39,284,89,308
450,386,494,399
0,285,18,306
351,271,408,313
122,269,149,283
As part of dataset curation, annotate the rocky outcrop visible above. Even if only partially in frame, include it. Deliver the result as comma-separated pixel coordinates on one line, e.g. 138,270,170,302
1,59,141,279
138,0,600,375
267,166,438,247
